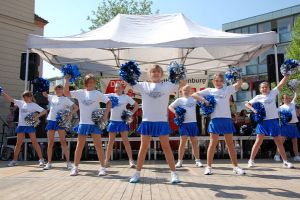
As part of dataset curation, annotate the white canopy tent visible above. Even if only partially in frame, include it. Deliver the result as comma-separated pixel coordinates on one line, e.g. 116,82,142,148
26,13,279,89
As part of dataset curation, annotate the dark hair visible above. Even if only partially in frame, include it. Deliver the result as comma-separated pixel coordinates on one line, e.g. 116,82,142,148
240,109,247,117
69,85,76,91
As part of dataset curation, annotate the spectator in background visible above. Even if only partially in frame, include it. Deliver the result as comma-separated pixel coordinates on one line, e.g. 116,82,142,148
6,103,16,131
230,95,237,114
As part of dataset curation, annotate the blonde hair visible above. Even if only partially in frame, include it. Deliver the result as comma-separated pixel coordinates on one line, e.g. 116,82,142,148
84,74,96,86
212,73,224,81
259,82,270,89
22,90,33,98
54,84,63,90
148,64,164,76
181,84,191,91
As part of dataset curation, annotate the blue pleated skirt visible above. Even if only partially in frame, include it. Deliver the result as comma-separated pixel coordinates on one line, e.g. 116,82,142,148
16,126,36,134
280,123,300,138
256,118,281,137
107,121,130,133
74,124,102,135
46,120,65,131
179,122,199,137
208,118,236,134
137,121,171,137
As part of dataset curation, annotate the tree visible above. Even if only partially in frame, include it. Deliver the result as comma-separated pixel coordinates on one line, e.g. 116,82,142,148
87,0,159,30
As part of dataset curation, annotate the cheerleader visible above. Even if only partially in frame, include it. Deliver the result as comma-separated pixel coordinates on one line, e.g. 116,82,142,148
1,91,47,167
278,93,300,162
127,65,185,184
168,85,203,168
245,75,294,168
64,74,111,176
192,73,245,175
42,85,79,170
104,82,139,168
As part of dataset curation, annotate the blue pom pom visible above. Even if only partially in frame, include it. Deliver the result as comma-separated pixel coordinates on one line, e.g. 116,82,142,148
197,95,216,116
280,59,300,76
121,110,133,123
109,96,119,108
225,66,242,85
24,112,40,127
0,87,3,95
279,109,292,125
287,79,300,92
173,106,186,126
168,61,187,84
61,64,81,83
56,108,71,128
250,102,266,123
119,60,141,86
32,77,50,93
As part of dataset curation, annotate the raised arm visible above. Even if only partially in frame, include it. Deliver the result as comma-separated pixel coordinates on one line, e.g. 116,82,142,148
245,102,257,113
168,104,176,114
63,75,71,97
103,100,112,122
191,92,209,105
233,79,243,91
292,92,298,103
179,80,187,89
132,102,139,114
1,92,14,103
277,75,289,91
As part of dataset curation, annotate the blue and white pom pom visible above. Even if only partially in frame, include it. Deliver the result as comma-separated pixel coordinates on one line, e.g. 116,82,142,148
280,59,300,76
119,60,141,86
32,77,50,93
225,66,242,85
0,87,3,95
61,64,81,83
168,61,187,84
287,79,300,92
250,102,266,123
91,108,107,129
24,112,40,127
173,106,186,126
56,108,71,128
197,95,217,117
121,110,133,123
279,109,292,125
109,96,119,108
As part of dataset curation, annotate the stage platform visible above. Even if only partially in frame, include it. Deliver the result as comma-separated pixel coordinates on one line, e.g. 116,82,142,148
0,159,300,200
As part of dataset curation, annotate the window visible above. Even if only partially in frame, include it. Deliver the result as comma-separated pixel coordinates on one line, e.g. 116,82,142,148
277,17,293,43
246,65,257,75
234,28,241,33
258,22,271,33
236,91,251,102
258,64,267,74
249,25,257,33
242,27,248,34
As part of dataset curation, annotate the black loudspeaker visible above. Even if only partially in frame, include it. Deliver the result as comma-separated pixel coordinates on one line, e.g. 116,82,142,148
20,53,40,81
267,54,284,83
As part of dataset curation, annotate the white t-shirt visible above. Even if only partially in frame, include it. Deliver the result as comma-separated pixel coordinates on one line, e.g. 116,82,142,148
133,81,178,122
47,95,74,121
249,87,279,120
70,89,109,124
279,100,299,124
105,93,135,121
14,100,45,126
170,97,197,123
197,85,236,119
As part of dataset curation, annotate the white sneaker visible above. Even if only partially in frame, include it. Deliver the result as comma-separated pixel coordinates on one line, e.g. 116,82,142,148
38,159,45,167
175,160,183,168
294,156,300,162
70,167,79,176
204,166,213,175
274,155,281,162
129,160,136,168
43,163,52,170
66,162,73,170
98,167,107,176
195,160,203,167
7,160,17,167
248,160,255,168
233,166,246,175
170,171,181,184
129,171,141,183
283,161,294,169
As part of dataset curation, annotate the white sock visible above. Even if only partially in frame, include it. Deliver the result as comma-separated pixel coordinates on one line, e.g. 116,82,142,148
171,170,177,175
195,159,200,162
74,166,78,170
135,170,141,175
283,160,288,163
178,160,183,163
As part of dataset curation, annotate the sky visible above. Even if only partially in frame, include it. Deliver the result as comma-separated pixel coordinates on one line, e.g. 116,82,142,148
35,0,300,78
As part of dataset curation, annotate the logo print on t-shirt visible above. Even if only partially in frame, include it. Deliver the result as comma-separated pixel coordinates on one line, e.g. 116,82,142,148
148,90,163,99
21,108,29,113
185,102,195,108
264,98,274,104
82,99,95,106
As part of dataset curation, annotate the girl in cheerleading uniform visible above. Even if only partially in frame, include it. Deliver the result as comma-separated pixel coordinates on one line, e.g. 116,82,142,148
42,85,78,170
64,74,111,176
128,65,185,184
279,93,300,162
2,91,47,167
168,85,203,168
105,82,139,168
192,73,245,175
245,75,294,168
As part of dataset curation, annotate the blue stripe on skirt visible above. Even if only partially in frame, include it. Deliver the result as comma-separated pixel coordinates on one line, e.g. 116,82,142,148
16,126,36,134
179,122,199,137
208,118,236,134
46,120,65,131
256,118,281,137
74,124,102,135
107,121,130,133
137,121,171,137
280,123,300,138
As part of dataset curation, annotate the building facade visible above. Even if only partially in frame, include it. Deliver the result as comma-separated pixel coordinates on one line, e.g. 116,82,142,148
222,5,300,111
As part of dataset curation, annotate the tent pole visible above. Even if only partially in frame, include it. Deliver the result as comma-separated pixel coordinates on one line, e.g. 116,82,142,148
274,44,279,84
24,49,30,91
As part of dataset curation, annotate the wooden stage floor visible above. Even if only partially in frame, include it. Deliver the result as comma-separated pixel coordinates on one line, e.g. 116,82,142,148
0,159,300,200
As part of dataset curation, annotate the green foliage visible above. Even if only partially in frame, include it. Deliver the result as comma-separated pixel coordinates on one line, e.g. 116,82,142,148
87,0,159,30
